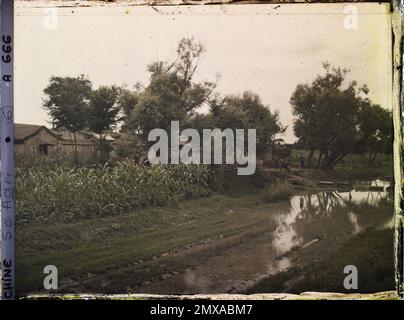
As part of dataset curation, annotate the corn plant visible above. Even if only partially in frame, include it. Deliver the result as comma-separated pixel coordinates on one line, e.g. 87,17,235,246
15,160,211,223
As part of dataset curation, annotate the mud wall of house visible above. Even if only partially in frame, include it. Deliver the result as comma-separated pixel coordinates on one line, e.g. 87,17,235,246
60,143,97,163
15,130,61,157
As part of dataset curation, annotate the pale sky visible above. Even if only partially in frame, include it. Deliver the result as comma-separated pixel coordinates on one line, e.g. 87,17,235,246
15,2,392,143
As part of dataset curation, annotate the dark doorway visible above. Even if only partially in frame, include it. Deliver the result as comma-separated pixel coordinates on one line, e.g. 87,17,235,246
39,144,48,156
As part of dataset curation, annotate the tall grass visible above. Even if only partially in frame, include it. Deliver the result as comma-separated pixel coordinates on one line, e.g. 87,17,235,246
261,180,293,202
15,160,211,223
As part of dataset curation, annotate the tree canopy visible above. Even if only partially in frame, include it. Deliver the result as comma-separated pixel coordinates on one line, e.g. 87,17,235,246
119,38,283,158
206,91,284,158
357,103,392,162
290,63,392,168
88,85,120,163
43,75,92,132
42,75,92,163
123,38,217,141
43,77,121,164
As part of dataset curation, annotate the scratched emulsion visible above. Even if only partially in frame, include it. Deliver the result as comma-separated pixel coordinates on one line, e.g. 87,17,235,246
9,0,403,298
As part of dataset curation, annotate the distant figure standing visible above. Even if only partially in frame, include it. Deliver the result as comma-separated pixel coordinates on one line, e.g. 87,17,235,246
281,159,289,171
299,153,305,169
274,158,279,171
300,196,304,210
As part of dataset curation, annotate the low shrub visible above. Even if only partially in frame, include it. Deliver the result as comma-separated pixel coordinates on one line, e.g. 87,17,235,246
261,180,293,202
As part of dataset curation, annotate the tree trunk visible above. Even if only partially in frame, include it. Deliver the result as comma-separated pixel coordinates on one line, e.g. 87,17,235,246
307,149,314,168
99,134,104,164
321,151,329,169
68,131,79,165
73,132,79,165
316,152,324,168
369,151,378,164
324,153,348,169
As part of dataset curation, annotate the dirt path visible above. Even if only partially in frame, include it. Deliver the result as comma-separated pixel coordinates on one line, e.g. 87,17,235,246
82,220,281,294
17,194,282,294
65,201,286,294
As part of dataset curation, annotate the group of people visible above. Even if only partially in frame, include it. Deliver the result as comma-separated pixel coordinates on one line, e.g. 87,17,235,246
273,153,305,171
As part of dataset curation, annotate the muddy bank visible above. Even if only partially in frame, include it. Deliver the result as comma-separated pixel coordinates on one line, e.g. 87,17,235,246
245,228,394,294
130,191,394,295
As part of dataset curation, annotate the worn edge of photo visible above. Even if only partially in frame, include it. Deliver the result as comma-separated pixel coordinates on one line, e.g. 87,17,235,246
13,0,394,7
13,0,403,300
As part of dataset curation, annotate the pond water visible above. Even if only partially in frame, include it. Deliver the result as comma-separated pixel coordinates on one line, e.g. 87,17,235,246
268,180,394,278
134,179,395,294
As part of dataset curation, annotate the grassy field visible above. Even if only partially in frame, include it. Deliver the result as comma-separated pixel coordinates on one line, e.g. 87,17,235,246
16,193,280,294
290,150,393,178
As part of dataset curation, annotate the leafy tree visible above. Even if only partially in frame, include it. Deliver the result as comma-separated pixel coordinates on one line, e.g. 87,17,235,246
209,91,284,158
290,63,368,169
291,63,392,169
42,75,92,164
124,38,217,142
357,103,392,163
189,113,216,134
88,85,120,163
116,87,139,132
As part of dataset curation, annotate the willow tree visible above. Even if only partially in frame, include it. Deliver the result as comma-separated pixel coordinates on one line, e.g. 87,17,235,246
357,103,392,163
122,38,217,143
290,63,368,169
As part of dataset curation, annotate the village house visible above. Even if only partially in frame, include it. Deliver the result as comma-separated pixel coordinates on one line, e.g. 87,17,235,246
13,123,114,163
51,129,98,163
13,124,292,167
14,123,63,157
13,123,146,164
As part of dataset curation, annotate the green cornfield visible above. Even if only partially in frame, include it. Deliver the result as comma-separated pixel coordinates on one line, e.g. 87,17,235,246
15,160,211,223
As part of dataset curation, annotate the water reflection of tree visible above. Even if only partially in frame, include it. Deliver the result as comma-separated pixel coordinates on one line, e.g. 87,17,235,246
365,191,386,204
280,190,393,255
297,190,392,221
299,191,345,219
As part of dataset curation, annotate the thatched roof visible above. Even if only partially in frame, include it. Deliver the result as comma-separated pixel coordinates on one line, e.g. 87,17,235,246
51,129,98,145
13,123,120,146
14,123,62,143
